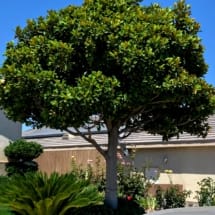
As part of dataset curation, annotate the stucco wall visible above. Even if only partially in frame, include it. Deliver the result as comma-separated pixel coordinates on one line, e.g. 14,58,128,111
0,110,21,140
134,147,215,174
36,146,215,202
158,172,215,202
134,147,215,201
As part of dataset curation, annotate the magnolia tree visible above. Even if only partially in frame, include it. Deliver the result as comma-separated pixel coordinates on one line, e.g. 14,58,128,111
0,0,215,209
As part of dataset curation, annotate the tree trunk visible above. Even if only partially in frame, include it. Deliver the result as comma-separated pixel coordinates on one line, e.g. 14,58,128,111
104,126,118,209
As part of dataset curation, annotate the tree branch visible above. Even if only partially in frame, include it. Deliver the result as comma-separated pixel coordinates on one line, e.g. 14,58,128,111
65,127,107,158
118,114,161,139
118,130,132,139
149,97,179,106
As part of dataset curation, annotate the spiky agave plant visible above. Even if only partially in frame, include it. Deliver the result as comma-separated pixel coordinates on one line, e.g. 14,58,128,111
0,172,103,215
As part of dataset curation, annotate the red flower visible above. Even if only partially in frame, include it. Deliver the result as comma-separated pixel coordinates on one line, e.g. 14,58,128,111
126,195,132,201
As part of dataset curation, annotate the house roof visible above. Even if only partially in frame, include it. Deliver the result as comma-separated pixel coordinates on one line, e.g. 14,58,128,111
23,115,215,149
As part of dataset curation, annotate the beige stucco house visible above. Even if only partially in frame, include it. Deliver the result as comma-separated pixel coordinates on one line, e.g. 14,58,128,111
0,110,22,175
0,110,22,141
23,115,215,202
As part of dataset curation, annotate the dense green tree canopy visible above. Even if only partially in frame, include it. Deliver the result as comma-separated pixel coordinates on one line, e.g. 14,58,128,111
0,0,215,208
0,0,214,135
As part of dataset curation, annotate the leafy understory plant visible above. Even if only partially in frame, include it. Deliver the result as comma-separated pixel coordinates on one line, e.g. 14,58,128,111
155,185,191,209
136,196,157,213
117,161,150,200
0,172,103,215
196,177,215,206
0,206,13,215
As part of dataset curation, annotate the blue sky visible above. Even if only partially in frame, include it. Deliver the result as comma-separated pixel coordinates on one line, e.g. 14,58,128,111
0,0,214,131
0,0,214,86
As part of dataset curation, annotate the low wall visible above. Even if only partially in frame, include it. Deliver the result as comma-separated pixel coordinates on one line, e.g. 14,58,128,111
148,184,183,197
134,147,215,202
158,173,215,202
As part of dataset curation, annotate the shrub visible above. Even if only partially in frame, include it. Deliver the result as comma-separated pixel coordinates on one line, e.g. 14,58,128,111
0,176,9,194
114,197,145,215
4,139,43,161
70,199,145,215
70,156,106,195
0,172,103,215
0,206,14,215
196,177,215,206
71,204,114,215
69,156,148,213
155,186,164,209
117,163,150,199
0,175,9,186
5,160,38,176
4,139,43,176
164,186,190,209
155,185,191,209
135,196,157,212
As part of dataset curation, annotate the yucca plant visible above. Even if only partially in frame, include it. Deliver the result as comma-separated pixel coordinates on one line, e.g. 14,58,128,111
0,172,103,215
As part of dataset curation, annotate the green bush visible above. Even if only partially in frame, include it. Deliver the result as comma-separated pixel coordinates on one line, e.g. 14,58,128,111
196,177,215,206
0,172,103,215
155,186,164,209
4,139,43,161
69,159,147,214
70,156,107,195
4,139,43,176
155,186,190,209
0,175,9,186
66,198,145,215
0,177,11,214
117,163,150,199
135,196,157,212
70,156,149,200
5,160,38,176
70,204,114,215
164,186,190,209
114,198,145,215
0,206,14,215
0,175,9,191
